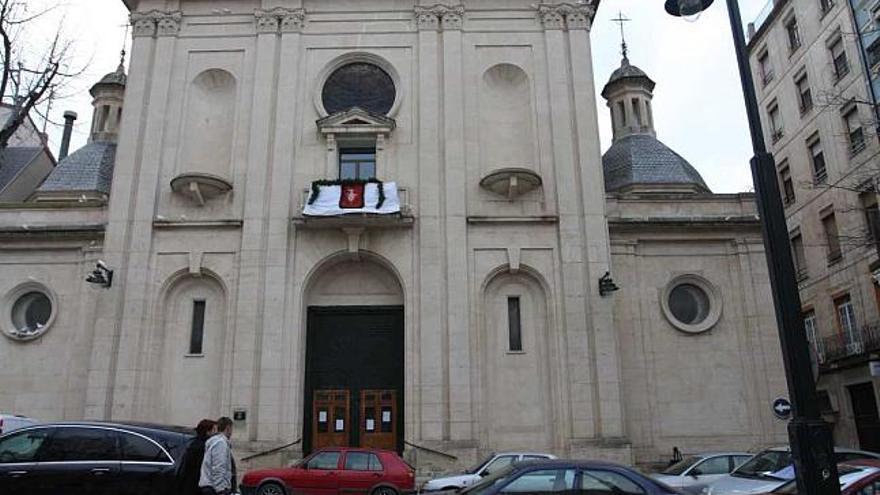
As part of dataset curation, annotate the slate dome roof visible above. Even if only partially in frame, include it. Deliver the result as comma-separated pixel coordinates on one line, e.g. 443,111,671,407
602,134,710,193
90,64,127,96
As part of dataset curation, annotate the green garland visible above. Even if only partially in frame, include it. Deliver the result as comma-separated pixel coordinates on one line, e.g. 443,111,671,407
308,178,386,209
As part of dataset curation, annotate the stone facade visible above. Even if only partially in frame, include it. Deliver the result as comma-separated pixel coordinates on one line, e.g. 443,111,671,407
748,0,880,450
0,0,790,470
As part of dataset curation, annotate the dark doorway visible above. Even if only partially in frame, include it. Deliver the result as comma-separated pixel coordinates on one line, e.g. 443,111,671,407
848,382,880,452
304,306,404,454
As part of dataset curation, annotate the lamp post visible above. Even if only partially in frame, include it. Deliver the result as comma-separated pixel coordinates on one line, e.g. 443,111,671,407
663,0,840,493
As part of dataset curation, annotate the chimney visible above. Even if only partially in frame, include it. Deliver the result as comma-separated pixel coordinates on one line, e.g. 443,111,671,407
59,111,77,161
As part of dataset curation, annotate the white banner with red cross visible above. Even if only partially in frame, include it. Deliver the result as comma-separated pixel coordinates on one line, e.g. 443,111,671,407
303,181,401,216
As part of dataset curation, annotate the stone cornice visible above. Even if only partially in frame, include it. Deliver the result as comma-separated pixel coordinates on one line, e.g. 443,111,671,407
414,4,465,31
130,10,182,37
255,7,306,34
537,3,596,31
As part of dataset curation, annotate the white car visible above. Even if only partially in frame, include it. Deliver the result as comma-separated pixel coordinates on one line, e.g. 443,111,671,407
0,414,39,435
703,446,880,495
422,452,557,492
651,452,753,494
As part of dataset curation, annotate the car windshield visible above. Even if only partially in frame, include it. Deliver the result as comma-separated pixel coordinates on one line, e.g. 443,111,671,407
461,465,518,495
467,455,495,474
661,456,701,475
733,451,792,480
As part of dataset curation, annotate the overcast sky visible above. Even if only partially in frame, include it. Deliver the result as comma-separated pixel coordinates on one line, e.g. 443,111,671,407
30,0,769,193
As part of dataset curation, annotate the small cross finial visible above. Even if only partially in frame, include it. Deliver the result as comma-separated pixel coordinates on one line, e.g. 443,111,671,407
611,11,631,61
118,23,129,72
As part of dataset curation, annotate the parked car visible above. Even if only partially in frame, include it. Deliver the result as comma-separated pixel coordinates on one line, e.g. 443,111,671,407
458,459,679,495
0,421,196,495
651,452,753,494
240,447,415,495
762,460,880,494
0,414,39,436
703,447,880,495
422,452,557,492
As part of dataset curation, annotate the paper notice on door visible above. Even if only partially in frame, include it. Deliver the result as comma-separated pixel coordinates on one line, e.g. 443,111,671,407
319,411,328,423
366,419,375,431
382,411,392,423
335,419,345,431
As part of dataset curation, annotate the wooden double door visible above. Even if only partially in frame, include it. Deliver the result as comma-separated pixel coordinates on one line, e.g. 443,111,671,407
304,307,404,453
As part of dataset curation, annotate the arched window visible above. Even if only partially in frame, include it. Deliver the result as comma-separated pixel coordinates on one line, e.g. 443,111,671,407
322,62,396,115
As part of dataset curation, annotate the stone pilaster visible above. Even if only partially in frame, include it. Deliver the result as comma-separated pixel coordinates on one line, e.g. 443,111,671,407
231,11,281,441
414,4,465,31
129,10,182,38
537,3,596,31
441,10,471,441
255,7,306,34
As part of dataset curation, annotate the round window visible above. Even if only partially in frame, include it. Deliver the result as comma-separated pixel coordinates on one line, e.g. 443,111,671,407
12,292,52,335
668,283,710,325
321,62,396,115
2,283,57,341
661,275,722,334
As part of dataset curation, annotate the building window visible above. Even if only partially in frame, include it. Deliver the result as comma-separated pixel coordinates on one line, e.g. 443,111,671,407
860,190,880,244
662,276,723,334
791,230,808,280
507,296,523,352
769,103,783,142
835,294,859,350
819,0,833,15
339,148,377,180
796,73,813,114
822,211,843,263
809,137,827,184
758,50,774,86
830,36,849,81
869,38,880,68
2,283,57,342
844,107,866,155
786,15,802,52
189,300,206,355
322,62,396,116
779,162,796,205
617,101,626,127
804,309,818,350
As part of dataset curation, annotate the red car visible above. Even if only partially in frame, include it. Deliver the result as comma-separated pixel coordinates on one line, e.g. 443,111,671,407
240,448,415,495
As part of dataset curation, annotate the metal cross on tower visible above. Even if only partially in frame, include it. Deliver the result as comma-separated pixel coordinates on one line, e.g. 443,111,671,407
611,11,631,60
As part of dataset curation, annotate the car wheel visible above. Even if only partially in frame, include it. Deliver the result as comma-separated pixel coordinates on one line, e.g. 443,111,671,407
372,486,399,495
258,482,287,495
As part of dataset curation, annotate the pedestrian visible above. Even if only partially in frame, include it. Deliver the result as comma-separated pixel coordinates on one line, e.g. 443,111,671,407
181,419,217,494
199,416,235,495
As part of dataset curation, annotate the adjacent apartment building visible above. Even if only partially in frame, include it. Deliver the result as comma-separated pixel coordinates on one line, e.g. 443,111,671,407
748,0,880,451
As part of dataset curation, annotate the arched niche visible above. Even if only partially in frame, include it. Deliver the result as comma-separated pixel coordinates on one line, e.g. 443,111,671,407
479,64,536,174
306,255,403,307
479,267,554,450
180,69,237,180
157,273,228,426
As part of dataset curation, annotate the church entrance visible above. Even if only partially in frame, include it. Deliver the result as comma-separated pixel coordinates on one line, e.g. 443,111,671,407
304,306,404,454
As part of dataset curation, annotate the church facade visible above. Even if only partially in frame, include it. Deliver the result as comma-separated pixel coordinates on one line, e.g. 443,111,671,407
0,0,790,468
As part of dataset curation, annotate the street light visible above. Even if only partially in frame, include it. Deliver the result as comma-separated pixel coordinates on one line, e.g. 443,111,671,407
664,1,841,494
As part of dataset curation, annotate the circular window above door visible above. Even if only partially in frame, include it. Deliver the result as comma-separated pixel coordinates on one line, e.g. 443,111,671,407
321,62,396,116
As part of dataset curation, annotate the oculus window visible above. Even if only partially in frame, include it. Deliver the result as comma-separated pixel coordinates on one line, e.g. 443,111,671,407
661,275,722,334
322,62,396,115
2,283,56,341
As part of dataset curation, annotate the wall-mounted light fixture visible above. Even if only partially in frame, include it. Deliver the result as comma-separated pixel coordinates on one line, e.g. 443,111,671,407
86,260,114,289
599,272,619,297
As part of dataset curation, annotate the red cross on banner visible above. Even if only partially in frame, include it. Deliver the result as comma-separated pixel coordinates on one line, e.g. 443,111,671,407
339,183,366,209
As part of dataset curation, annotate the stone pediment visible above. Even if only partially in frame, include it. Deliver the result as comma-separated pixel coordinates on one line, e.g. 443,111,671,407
316,107,397,135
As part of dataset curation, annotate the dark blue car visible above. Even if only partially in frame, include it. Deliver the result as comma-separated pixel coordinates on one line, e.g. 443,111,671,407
459,459,680,495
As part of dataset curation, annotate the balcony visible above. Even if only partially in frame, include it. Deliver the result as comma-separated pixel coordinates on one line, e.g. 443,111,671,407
817,322,880,366
292,182,413,230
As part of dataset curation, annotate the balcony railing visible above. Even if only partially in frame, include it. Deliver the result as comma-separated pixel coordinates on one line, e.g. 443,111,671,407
817,322,880,365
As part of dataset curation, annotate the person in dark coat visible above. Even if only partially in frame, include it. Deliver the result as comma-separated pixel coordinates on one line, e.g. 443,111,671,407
181,419,217,494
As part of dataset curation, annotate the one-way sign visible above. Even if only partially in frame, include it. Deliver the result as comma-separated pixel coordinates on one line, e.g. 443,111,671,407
773,397,792,419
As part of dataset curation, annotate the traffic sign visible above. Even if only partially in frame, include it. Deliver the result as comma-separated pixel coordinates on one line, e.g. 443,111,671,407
773,397,792,419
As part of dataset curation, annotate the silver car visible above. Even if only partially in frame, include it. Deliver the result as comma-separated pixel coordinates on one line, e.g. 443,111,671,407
703,446,880,495
651,453,753,494
421,452,557,492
